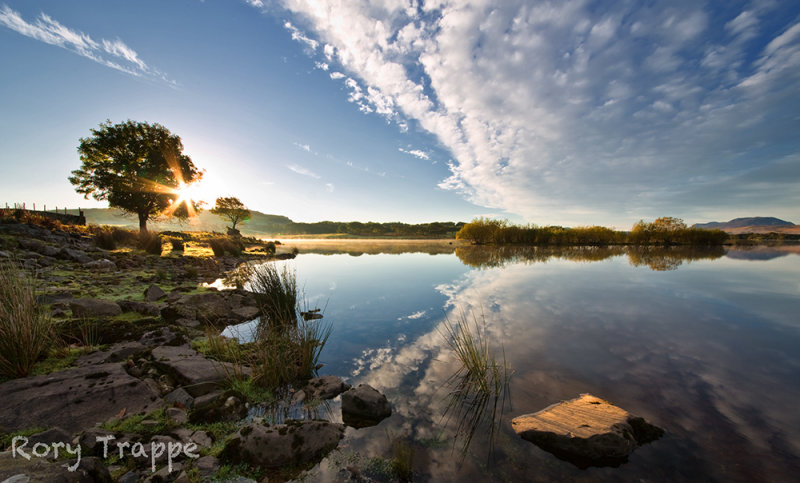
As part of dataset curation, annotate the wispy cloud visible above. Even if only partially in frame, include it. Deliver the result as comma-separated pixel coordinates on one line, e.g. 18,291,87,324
325,183,335,192
283,20,317,51
263,1,800,226
287,163,320,179
0,5,174,85
398,147,430,160
292,141,316,155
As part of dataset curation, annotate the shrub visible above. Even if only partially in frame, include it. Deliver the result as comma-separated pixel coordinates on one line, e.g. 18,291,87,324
138,232,163,255
112,227,139,246
208,237,244,257
0,262,54,378
264,241,276,256
94,227,117,250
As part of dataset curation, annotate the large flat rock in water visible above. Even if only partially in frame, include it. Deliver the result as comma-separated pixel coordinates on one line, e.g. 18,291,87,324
0,363,162,435
511,394,663,468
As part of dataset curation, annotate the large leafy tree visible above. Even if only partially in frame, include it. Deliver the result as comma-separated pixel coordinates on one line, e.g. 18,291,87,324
70,120,203,233
211,196,251,231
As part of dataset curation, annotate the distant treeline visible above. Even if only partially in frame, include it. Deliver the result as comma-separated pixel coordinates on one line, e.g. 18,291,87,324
456,217,729,246
278,221,465,238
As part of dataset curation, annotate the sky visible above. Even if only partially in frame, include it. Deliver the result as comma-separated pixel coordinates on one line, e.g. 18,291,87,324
1,0,799,228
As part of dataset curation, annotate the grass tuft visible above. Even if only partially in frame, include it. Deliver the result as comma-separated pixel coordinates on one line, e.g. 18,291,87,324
0,262,54,378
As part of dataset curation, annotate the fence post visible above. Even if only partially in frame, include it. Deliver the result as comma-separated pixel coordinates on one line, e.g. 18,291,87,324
33,203,36,211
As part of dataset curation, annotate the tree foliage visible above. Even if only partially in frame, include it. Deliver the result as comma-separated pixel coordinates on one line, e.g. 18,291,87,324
70,120,203,233
210,197,251,231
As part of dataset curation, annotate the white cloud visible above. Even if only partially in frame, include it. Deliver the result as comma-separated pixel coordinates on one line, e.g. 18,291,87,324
329,71,345,79
292,141,316,154
314,61,329,70
0,5,173,85
325,183,335,192
287,164,320,179
398,147,430,160
283,20,318,51
267,0,800,226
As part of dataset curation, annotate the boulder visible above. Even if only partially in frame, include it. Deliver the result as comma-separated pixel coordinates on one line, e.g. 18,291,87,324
304,375,351,400
144,284,166,302
76,341,147,366
511,394,664,468
0,363,162,434
222,421,344,468
341,384,392,428
231,305,260,321
69,298,122,317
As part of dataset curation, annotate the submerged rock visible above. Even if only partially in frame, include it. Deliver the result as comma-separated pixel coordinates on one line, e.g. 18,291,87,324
341,384,392,428
511,394,663,468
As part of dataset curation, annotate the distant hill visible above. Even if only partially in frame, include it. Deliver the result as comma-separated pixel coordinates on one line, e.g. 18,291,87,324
68,208,463,238
694,217,798,234
71,208,292,236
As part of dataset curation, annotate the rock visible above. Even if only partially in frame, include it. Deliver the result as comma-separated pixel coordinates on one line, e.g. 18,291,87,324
69,298,122,317
59,247,93,264
222,421,344,468
84,258,117,271
144,284,166,302
0,250,11,258
193,455,220,477
165,387,195,409
152,345,246,386
27,427,72,446
188,391,247,424
76,341,147,366
341,384,392,428
511,394,664,468
138,327,184,347
305,375,351,400
0,451,110,482
78,428,116,456
231,305,260,320
118,300,160,317
191,430,213,449
167,407,189,424
0,363,162,434
161,292,230,324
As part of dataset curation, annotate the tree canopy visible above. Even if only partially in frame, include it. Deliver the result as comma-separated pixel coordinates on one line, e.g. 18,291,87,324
70,120,203,233
211,196,251,231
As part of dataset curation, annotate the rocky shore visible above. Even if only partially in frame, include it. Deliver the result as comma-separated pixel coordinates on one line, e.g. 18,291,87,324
0,221,392,482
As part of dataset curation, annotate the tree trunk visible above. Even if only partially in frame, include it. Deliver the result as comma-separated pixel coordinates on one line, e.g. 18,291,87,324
138,212,148,234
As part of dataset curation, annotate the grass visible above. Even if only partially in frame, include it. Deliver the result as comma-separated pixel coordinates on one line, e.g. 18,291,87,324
438,309,513,457
0,426,47,451
0,261,54,378
249,263,298,327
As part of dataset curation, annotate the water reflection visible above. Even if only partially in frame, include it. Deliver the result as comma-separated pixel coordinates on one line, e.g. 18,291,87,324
221,244,800,481
455,244,726,271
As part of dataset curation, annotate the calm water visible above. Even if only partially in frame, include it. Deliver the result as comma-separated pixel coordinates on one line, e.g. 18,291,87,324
230,244,800,481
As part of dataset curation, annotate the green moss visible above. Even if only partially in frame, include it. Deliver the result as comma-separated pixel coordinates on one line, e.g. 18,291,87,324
29,346,93,376
101,408,170,437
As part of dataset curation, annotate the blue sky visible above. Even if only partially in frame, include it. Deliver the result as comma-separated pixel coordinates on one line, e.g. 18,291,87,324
1,1,798,228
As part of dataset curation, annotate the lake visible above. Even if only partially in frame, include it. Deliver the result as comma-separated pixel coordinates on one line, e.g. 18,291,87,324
226,243,800,481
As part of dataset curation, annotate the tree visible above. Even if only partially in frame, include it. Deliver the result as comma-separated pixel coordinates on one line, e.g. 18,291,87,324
211,197,251,231
70,120,203,233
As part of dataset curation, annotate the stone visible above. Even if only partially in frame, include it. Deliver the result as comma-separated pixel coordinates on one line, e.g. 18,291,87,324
341,384,392,428
138,327,183,347
0,250,11,258
76,341,147,366
144,284,166,301
161,292,230,324
27,427,72,446
232,305,260,320
118,300,160,317
222,421,345,468
84,258,117,271
69,298,122,317
0,363,162,434
191,430,213,448
167,407,189,424
165,387,195,408
305,375,351,400
78,428,116,456
511,394,664,468
193,455,220,476
59,247,93,264
0,451,110,482
152,345,245,386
